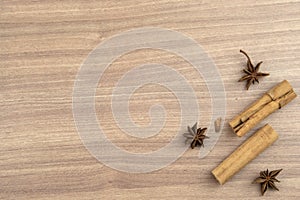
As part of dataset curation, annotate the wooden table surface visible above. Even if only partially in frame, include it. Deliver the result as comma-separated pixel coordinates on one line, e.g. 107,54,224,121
1,0,300,199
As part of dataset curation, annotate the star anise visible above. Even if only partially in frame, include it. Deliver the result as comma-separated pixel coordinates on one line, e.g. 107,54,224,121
253,169,282,196
239,49,269,90
183,122,208,149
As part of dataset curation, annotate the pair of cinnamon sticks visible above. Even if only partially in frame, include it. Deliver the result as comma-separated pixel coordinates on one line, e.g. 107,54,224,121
212,80,297,185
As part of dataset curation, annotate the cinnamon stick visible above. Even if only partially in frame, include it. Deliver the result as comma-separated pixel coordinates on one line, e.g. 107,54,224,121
229,80,297,137
212,124,278,185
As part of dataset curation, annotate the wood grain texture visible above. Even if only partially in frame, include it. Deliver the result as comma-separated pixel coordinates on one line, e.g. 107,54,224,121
1,0,300,199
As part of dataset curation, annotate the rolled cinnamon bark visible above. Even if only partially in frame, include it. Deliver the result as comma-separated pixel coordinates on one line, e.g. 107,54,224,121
212,124,278,185
229,80,297,137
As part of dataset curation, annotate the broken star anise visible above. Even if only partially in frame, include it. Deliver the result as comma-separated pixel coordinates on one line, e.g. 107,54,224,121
183,122,209,149
253,169,282,196
239,49,270,90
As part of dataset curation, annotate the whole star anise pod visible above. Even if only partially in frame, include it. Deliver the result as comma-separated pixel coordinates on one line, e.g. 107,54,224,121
253,169,282,196
183,122,208,149
239,49,270,90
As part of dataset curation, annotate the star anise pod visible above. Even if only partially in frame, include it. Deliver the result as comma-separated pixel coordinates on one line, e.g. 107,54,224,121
239,49,270,90
253,169,282,196
183,122,208,149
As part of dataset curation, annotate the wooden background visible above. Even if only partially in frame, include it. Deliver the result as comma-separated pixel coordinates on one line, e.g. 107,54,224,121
1,0,299,199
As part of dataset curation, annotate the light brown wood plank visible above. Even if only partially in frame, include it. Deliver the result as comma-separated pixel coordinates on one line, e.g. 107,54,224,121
1,0,299,199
